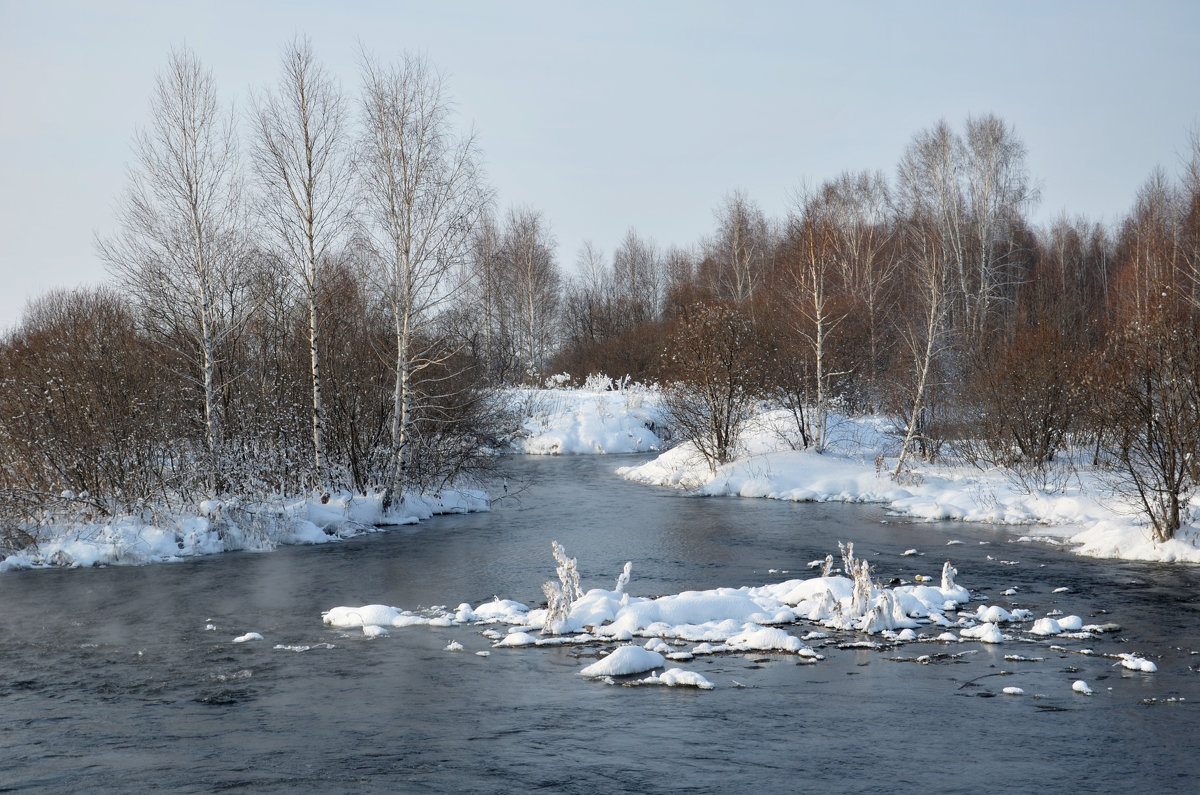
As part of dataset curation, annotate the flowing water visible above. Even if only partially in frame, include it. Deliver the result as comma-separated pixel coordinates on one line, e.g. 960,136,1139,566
2,454,1199,793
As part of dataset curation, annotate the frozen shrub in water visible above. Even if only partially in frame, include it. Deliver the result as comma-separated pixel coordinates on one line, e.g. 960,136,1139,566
859,589,908,634
838,540,857,576
941,560,957,591
837,541,875,619
542,540,583,635
614,561,632,595
850,559,874,618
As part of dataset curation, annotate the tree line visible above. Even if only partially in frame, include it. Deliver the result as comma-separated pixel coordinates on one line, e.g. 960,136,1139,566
1,39,1199,547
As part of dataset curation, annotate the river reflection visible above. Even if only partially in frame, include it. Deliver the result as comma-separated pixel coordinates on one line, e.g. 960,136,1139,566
1,454,1198,793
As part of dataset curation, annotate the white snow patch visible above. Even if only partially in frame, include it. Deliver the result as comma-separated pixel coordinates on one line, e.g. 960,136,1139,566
959,623,1004,644
1118,654,1158,673
637,668,715,689
580,646,666,678
614,407,1200,564
2,487,488,573
506,385,665,455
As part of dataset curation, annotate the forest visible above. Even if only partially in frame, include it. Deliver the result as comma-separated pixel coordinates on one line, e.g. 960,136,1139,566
2,39,1199,550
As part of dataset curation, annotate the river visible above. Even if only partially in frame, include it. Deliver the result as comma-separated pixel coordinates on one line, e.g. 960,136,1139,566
2,454,1198,793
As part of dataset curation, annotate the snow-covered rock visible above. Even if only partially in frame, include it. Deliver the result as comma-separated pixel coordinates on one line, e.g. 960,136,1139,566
580,646,666,678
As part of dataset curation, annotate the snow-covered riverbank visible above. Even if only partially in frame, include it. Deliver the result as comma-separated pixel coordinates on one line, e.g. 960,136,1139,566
503,384,1200,563
6,384,1200,570
614,407,1200,564
0,489,488,572
505,380,667,455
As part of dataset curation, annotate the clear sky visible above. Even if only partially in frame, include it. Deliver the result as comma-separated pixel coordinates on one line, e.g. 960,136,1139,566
1,0,1198,331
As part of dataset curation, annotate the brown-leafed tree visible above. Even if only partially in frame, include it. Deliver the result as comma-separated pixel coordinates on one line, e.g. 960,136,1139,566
661,302,768,471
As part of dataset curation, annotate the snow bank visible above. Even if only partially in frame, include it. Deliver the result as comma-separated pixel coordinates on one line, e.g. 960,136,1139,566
505,384,666,455
617,408,1200,563
1,488,489,572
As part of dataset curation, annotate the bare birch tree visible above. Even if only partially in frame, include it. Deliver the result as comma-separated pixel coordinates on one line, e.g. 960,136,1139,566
784,187,851,452
98,47,246,497
250,36,351,492
708,190,773,302
357,51,488,510
891,219,951,477
963,113,1036,332
462,212,505,379
897,116,1034,339
500,206,560,384
896,121,969,331
823,171,897,404
612,228,663,326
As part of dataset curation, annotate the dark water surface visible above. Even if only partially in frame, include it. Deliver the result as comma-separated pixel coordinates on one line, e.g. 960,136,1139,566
2,454,1199,793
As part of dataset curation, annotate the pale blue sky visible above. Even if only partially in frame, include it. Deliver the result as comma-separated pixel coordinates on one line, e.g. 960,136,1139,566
1,0,1198,330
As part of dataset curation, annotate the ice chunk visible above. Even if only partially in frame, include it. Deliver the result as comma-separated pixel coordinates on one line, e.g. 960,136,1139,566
644,668,715,689
580,646,666,678
724,626,806,653
494,631,539,647
960,623,1003,644
322,604,403,628
1030,615,1083,636
1118,654,1158,673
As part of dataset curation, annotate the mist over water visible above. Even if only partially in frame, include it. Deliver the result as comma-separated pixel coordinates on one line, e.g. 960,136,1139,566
2,454,1198,792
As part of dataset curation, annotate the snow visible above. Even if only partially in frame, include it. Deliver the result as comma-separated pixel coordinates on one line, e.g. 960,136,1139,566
505,382,666,455
9,385,1200,574
1073,680,1094,695
322,604,462,629
580,646,666,678
1118,653,1158,673
1,487,488,572
974,605,1032,623
1030,616,1084,636
635,668,715,689
494,631,539,647
232,632,263,643
615,406,1200,563
959,623,1005,644
314,542,1171,697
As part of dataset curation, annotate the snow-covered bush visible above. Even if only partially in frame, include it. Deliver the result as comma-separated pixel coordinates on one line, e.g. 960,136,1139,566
582,373,614,392
542,541,583,634
661,304,766,471
1101,314,1200,541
